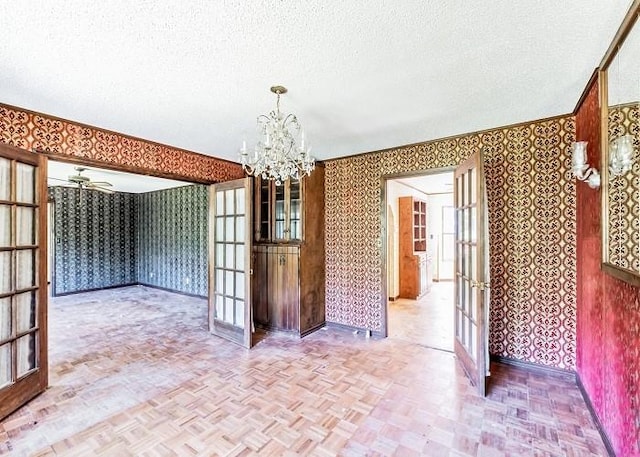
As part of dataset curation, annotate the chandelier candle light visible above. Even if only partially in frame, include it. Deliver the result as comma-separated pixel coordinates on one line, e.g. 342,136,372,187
609,134,635,177
571,141,600,189
240,85,315,185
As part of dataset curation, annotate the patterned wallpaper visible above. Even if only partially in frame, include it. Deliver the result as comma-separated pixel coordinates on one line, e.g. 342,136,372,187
52,187,137,295
51,185,208,298
0,103,244,183
325,116,577,369
607,103,640,271
576,80,640,457
136,185,208,297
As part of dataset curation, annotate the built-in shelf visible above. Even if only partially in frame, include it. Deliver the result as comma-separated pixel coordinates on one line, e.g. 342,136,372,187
399,196,430,299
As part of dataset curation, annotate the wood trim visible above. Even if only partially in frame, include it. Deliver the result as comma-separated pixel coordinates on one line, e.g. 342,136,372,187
207,184,215,334
490,355,575,380
0,102,240,167
573,67,600,115
131,283,207,299
243,177,253,349
324,114,572,163
601,262,640,287
599,69,611,273
51,282,139,297
39,151,211,185
575,373,616,457
599,0,640,70
380,176,389,337
36,151,48,396
325,322,384,339
0,143,41,165
299,322,325,337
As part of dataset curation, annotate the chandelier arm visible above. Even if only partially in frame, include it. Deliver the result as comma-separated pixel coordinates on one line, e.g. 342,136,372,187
240,85,316,184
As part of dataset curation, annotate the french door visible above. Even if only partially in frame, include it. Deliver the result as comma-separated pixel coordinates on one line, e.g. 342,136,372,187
454,151,489,396
208,178,254,348
0,143,48,419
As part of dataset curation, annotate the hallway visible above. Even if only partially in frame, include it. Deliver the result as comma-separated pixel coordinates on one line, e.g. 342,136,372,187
0,286,607,456
388,281,454,352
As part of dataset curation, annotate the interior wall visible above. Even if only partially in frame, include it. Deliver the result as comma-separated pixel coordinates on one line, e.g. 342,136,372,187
426,193,454,281
575,77,640,457
325,115,577,369
51,187,137,295
137,185,208,297
0,103,243,183
51,184,208,297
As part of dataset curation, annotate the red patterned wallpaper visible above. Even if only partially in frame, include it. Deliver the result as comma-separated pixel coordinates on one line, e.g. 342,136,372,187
576,78,640,457
325,116,577,369
0,103,244,183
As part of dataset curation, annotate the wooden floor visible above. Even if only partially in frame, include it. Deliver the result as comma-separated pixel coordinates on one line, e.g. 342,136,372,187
388,282,454,351
0,286,607,456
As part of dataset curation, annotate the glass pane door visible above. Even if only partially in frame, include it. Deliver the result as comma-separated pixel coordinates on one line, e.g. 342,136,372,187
454,151,488,396
273,182,286,240
0,144,48,420
209,178,253,348
289,179,301,240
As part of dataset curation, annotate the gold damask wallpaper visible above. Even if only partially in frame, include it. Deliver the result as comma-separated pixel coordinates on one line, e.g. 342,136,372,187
607,103,640,270
0,103,244,183
326,116,577,369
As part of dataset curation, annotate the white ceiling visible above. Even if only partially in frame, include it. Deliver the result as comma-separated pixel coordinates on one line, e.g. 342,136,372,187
395,172,454,196
0,1,634,163
48,160,191,193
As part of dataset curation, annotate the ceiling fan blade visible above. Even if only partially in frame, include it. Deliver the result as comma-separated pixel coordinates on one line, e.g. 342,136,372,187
88,181,113,187
91,185,115,194
48,177,71,183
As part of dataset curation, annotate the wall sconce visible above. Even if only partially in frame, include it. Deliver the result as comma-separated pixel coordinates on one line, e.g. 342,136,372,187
571,141,600,189
609,134,635,178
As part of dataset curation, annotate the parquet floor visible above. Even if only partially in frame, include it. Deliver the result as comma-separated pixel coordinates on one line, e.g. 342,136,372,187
0,286,607,456
388,282,454,351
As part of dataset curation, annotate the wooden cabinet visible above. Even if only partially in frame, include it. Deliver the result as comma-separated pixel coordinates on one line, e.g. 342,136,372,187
253,245,300,331
252,165,325,336
399,196,430,299
255,178,302,242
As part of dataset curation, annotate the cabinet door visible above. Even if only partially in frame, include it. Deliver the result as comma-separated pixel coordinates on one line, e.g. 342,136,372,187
273,183,287,241
254,178,271,242
255,178,303,242
280,247,300,330
288,179,302,241
419,256,428,296
267,246,299,331
266,247,282,329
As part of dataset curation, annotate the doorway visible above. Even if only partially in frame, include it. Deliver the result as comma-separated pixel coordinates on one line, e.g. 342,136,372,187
384,170,455,351
47,160,203,298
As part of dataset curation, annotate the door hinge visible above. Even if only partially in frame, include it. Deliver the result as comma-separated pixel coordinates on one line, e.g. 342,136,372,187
471,280,488,291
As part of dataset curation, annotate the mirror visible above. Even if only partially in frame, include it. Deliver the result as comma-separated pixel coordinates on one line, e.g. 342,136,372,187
602,3,640,284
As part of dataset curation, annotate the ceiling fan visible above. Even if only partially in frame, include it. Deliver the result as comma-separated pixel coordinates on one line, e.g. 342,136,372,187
49,166,114,193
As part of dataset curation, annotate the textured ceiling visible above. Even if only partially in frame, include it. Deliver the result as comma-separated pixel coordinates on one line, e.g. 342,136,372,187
0,1,634,163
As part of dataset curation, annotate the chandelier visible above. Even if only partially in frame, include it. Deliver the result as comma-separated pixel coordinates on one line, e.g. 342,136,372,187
240,85,315,185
